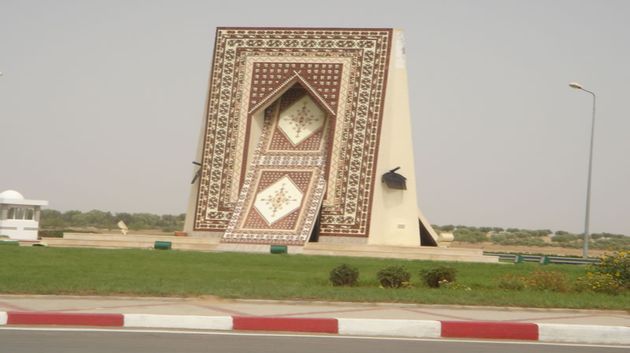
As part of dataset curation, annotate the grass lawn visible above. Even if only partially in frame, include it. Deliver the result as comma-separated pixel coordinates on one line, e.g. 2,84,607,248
0,246,628,310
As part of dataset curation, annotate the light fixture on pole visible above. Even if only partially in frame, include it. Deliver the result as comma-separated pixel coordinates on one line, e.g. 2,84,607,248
569,81,596,258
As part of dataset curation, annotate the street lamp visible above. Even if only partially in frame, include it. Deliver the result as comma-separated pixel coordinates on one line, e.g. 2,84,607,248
569,82,596,258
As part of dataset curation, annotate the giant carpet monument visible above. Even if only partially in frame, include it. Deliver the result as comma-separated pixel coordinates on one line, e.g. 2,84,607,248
183,27,443,253
41,27,494,261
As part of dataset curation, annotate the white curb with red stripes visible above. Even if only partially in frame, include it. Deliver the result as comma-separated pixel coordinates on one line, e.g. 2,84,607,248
1,311,628,345
124,314,232,330
538,323,630,345
338,318,441,338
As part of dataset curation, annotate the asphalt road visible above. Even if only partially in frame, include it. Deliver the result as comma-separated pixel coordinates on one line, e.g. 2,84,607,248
1,328,628,353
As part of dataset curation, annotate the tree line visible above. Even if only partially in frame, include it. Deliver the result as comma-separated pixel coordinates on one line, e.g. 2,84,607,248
432,224,629,250
40,209,185,232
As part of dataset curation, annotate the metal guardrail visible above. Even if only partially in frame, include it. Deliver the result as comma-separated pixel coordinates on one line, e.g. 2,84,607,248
484,252,600,265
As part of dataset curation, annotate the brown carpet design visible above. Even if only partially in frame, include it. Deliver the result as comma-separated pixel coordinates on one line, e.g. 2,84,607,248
194,28,392,239
223,86,328,245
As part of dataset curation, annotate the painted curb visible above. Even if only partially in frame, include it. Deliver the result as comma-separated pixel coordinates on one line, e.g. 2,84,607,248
124,314,232,331
441,320,538,340
7,311,123,327
539,323,630,345
338,318,440,338
2,311,628,345
233,316,338,333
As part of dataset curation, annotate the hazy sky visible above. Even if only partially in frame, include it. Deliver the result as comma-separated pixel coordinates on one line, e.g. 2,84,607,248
1,0,629,234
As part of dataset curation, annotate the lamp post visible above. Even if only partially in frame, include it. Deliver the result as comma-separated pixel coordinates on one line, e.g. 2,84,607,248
569,82,596,258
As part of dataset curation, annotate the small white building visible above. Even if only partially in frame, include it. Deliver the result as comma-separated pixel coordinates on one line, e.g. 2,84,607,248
0,190,48,241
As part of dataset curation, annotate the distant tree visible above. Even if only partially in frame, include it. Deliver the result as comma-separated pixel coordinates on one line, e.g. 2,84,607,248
62,210,83,226
82,210,116,229
40,210,66,228
115,212,133,227
551,233,579,243
592,232,624,239
534,229,552,237
453,228,487,243
433,224,455,232
441,225,455,232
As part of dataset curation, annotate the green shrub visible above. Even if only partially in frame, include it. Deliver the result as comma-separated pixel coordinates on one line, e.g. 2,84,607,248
497,273,526,291
591,232,625,240
593,250,629,288
38,230,64,238
551,233,580,243
533,229,552,237
329,264,359,287
453,229,487,243
421,266,457,288
38,229,98,238
377,266,411,288
591,238,630,251
491,233,548,247
433,224,454,232
575,272,623,295
526,270,569,292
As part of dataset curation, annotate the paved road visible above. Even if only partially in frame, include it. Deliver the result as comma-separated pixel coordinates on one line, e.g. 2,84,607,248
1,328,628,353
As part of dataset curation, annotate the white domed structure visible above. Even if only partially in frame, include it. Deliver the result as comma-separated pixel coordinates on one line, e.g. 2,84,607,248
0,190,25,201
0,189,48,241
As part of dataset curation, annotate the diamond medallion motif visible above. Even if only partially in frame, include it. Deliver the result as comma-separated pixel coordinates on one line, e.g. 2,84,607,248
254,176,304,225
278,95,325,146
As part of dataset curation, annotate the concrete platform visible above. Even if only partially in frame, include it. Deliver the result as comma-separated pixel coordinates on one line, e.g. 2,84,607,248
36,233,498,263
40,233,220,252
303,243,499,263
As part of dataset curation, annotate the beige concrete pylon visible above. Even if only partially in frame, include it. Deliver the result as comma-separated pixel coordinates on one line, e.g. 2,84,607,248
368,29,439,246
